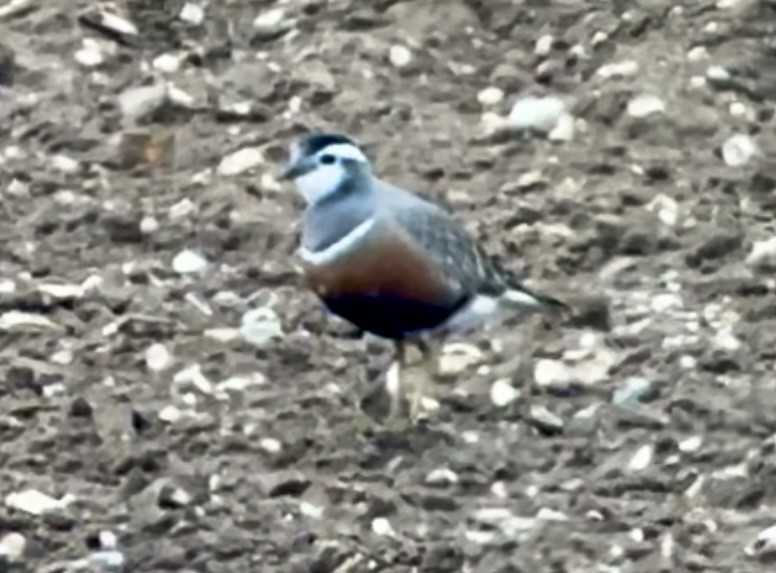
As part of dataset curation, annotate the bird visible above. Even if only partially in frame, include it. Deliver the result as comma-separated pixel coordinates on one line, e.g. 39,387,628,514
280,132,568,424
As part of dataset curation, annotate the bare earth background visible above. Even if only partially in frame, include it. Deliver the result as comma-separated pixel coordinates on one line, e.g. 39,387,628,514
2,0,776,571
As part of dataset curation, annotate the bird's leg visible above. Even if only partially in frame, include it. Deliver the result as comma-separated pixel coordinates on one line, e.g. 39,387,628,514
406,337,439,423
387,340,407,423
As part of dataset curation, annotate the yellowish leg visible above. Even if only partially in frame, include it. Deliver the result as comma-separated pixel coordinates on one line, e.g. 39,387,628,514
406,338,439,423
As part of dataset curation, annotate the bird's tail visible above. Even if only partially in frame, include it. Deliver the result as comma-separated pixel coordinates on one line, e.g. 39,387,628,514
503,285,571,318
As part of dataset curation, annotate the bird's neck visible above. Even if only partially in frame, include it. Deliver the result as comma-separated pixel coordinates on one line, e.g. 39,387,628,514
302,177,376,253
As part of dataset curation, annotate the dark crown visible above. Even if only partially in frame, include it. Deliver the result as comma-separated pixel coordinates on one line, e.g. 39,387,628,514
300,132,358,156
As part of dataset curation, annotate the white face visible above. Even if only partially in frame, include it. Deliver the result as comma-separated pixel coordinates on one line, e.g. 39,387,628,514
293,143,369,205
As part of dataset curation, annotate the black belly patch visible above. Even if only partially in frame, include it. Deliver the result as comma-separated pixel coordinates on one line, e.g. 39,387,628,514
322,293,469,340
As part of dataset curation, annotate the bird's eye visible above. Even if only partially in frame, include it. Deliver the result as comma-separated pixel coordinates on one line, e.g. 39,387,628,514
320,154,336,165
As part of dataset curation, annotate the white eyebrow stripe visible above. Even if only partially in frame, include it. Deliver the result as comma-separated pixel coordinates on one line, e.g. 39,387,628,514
299,218,376,265
320,143,368,162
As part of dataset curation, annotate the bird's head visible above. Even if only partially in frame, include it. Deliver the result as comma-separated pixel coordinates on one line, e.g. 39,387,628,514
280,133,372,205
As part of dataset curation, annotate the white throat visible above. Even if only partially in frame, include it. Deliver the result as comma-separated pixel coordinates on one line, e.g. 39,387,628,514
294,163,347,205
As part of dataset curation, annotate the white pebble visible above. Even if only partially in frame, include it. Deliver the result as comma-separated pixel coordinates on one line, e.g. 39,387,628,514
174,363,214,395
439,342,483,376
706,65,731,82
477,86,504,106
240,307,284,347
425,468,459,486
118,84,168,120
746,524,776,557
5,489,71,515
140,215,159,234
627,94,666,118
534,34,554,56
158,405,183,423
679,436,703,453
299,501,323,519
596,60,639,78
628,444,654,472
746,237,776,269
371,517,395,537
179,2,205,25
75,39,104,68
646,193,679,226
389,45,412,68
0,311,61,332
591,31,608,46
508,95,567,133
533,358,571,388
169,198,196,219
145,343,173,372
259,437,282,454
548,113,575,142
687,46,709,61
152,53,181,74
0,532,25,561
729,101,748,117
218,147,265,176
253,8,285,31
490,378,520,407
51,154,80,173
172,249,208,275
722,133,756,167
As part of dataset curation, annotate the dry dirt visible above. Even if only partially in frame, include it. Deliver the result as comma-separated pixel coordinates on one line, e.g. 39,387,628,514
2,0,776,572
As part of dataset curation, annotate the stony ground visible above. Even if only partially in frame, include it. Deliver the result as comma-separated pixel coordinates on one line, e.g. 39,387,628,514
1,0,776,571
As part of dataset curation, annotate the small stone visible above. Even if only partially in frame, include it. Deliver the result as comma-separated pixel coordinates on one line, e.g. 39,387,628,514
259,438,282,454
371,517,395,537
687,46,709,61
722,134,757,167
389,45,412,68
91,550,125,571
746,237,776,270
534,34,554,56
528,405,564,433
37,283,84,300
477,86,504,106
596,60,639,78
438,343,484,376
89,10,138,37
646,193,679,226
145,343,173,372
75,39,104,68
548,113,575,142
172,249,208,275
174,364,214,395
99,531,118,550
218,147,265,176
612,377,653,406
0,533,25,561
139,215,159,234
168,198,196,219
118,84,168,121
508,95,567,133
152,53,181,74
679,436,703,453
253,8,291,41
5,489,71,515
299,501,323,519
628,444,654,472
745,524,776,558
158,405,183,424
179,2,205,25
204,328,240,343
490,378,520,407
240,307,284,347
216,372,266,395
627,94,666,118
425,468,459,486
0,311,61,332
533,359,571,389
